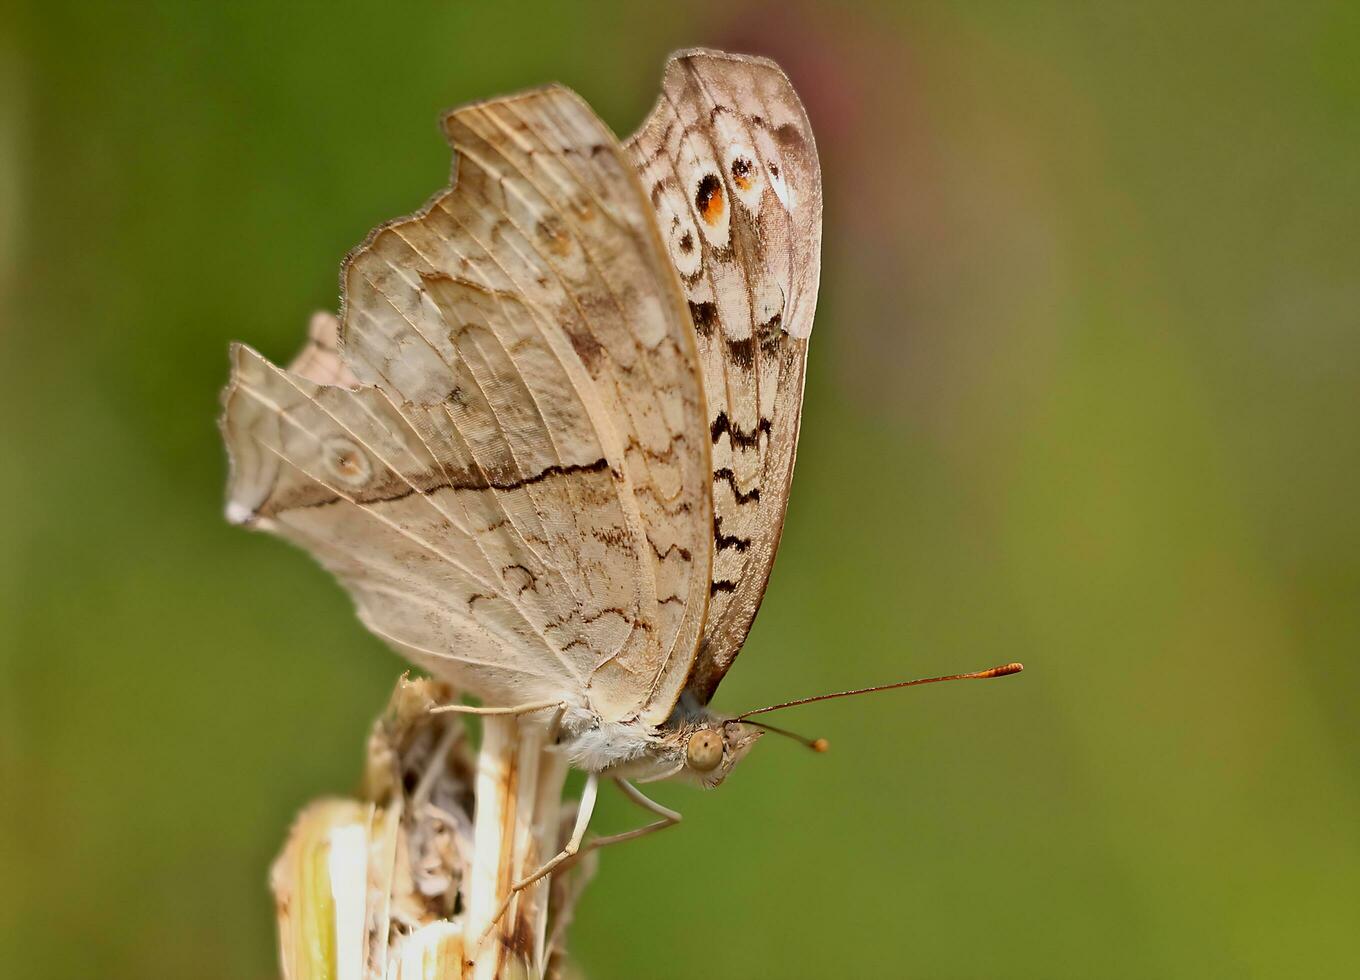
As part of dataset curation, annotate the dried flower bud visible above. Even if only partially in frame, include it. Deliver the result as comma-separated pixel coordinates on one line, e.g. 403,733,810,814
271,676,589,979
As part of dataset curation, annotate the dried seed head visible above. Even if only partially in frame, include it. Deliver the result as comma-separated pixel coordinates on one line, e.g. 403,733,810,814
685,729,724,772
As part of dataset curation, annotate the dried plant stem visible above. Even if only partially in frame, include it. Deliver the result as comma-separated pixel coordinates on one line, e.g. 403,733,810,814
466,716,569,979
270,680,590,980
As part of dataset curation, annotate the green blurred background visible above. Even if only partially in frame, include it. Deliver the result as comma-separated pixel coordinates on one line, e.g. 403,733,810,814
3,2,1357,977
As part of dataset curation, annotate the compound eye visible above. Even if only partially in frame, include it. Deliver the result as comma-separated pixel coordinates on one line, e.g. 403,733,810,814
686,730,724,772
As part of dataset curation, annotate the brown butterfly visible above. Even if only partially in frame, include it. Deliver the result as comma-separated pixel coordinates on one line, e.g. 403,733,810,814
221,48,1019,905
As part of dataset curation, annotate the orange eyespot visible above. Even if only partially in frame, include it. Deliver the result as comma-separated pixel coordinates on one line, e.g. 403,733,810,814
686,729,724,772
695,174,724,225
730,156,754,190
323,438,371,483
335,450,362,477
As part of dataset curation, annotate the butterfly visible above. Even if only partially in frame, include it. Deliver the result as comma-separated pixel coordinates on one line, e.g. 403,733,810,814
222,48,1018,904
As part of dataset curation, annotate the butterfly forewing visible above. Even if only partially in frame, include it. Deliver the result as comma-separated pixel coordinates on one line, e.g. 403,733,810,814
222,86,712,725
625,50,823,703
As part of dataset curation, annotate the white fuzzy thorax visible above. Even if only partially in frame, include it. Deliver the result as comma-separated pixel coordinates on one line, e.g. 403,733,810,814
562,719,674,778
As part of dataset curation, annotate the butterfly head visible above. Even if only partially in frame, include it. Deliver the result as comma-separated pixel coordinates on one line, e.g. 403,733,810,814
675,719,762,788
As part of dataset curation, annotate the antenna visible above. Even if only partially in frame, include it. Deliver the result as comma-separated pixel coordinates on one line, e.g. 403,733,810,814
735,662,1023,720
740,718,830,753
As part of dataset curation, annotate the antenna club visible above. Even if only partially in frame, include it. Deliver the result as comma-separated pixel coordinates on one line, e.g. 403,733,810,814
810,738,830,753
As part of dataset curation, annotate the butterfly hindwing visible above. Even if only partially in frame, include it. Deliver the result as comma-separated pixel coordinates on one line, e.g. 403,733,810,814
222,86,712,724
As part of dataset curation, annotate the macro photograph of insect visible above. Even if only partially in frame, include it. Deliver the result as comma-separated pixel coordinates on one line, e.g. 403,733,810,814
3,3,1356,979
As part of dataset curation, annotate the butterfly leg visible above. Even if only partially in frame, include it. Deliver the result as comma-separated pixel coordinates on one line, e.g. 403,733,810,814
539,780,681,956
482,777,683,938
481,772,600,942
429,698,564,716
520,778,682,890
582,778,682,853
